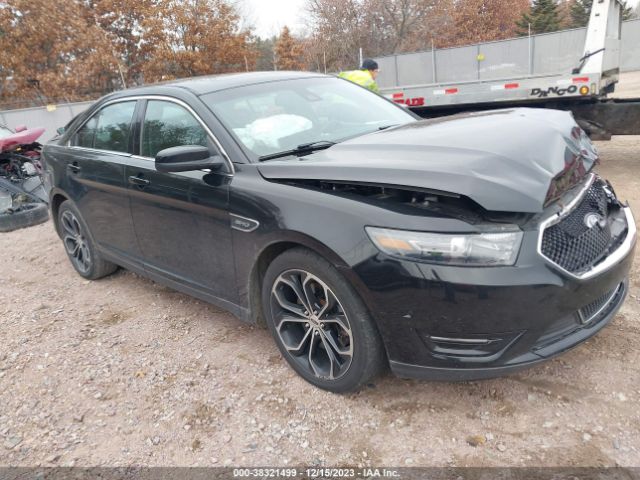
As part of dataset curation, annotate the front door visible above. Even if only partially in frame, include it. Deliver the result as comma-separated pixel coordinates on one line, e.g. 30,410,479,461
126,99,237,304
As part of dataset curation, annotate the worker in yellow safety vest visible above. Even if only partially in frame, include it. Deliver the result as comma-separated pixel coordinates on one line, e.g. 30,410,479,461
338,59,380,94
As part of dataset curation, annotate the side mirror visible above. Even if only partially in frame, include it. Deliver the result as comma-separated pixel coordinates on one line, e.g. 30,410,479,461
155,145,225,173
56,127,65,135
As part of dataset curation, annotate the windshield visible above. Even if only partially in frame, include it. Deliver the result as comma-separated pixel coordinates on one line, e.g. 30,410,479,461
200,77,416,160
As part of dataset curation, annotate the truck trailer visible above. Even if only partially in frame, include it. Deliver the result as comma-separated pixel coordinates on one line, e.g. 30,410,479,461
376,0,640,139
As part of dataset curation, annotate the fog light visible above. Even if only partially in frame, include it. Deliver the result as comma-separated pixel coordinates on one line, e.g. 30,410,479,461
421,331,524,360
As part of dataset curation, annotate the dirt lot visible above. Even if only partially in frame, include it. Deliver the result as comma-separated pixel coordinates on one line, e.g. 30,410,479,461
2,85,640,470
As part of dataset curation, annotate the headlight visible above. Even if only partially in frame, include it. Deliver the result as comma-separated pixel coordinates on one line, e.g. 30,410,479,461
365,227,523,266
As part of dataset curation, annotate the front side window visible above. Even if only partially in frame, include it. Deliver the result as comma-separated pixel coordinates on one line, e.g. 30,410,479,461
141,101,208,158
74,101,136,152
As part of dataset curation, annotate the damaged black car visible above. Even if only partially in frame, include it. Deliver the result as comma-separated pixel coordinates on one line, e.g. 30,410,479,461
42,72,636,392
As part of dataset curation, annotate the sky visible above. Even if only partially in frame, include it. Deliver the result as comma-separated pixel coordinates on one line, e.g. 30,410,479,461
238,0,640,39
237,0,308,39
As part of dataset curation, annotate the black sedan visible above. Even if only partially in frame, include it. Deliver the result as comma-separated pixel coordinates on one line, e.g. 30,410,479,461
42,72,636,392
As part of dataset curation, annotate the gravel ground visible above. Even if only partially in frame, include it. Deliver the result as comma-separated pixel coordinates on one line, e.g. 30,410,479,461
1,83,640,469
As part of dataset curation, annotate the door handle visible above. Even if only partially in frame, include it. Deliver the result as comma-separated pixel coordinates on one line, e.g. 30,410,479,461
67,163,81,173
128,175,150,187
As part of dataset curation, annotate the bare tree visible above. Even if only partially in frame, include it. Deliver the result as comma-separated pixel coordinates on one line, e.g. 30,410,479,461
306,0,371,71
306,0,529,70
448,0,529,46
85,0,167,86
370,0,454,52
0,0,120,107
143,0,257,81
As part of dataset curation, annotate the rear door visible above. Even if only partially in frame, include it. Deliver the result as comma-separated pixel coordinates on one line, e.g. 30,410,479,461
66,100,142,263
125,98,236,303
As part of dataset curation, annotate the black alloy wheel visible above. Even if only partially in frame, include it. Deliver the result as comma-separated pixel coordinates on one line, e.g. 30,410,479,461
262,248,385,393
60,209,92,274
57,201,118,280
270,269,354,380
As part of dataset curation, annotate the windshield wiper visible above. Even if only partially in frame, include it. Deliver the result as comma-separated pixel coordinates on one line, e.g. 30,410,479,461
258,140,336,162
378,124,399,130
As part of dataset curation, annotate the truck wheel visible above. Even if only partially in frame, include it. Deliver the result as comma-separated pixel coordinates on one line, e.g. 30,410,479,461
0,203,49,233
58,201,118,280
261,247,386,393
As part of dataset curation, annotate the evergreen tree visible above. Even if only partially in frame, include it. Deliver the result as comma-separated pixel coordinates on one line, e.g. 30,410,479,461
569,0,591,27
516,0,562,35
254,37,276,71
570,0,635,28
623,2,636,20
274,26,305,71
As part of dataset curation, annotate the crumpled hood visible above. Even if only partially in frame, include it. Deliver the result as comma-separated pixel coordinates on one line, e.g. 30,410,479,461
257,108,597,213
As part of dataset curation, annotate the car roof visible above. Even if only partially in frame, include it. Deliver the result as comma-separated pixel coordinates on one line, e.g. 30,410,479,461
109,71,330,98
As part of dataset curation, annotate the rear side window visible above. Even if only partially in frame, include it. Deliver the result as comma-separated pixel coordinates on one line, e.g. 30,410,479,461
73,101,136,153
141,100,208,158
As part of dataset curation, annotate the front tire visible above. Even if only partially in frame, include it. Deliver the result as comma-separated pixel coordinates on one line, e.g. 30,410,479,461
261,248,385,392
58,201,118,280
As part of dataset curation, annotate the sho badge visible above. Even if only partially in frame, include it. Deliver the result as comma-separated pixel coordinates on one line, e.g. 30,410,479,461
230,214,260,233
584,213,606,229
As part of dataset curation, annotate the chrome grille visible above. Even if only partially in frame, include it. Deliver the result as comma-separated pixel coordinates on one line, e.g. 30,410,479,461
541,179,622,274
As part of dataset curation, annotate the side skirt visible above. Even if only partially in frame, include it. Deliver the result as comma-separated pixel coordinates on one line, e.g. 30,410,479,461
100,248,252,324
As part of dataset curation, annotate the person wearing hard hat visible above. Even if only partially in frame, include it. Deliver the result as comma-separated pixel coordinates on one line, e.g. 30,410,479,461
338,59,380,94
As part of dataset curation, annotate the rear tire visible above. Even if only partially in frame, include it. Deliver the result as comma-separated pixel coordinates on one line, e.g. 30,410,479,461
261,247,386,393
58,201,118,280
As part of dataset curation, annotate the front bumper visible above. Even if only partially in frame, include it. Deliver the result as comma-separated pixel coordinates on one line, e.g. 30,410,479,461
389,279,627,381
354,205,636,381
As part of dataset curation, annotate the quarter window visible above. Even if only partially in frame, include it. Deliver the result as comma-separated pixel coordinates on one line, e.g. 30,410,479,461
141,101,209,158
74,116,98,149
73,101,136,153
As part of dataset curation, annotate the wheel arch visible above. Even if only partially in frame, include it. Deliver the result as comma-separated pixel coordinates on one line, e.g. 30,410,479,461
246,232,372,328
50,190,70,237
